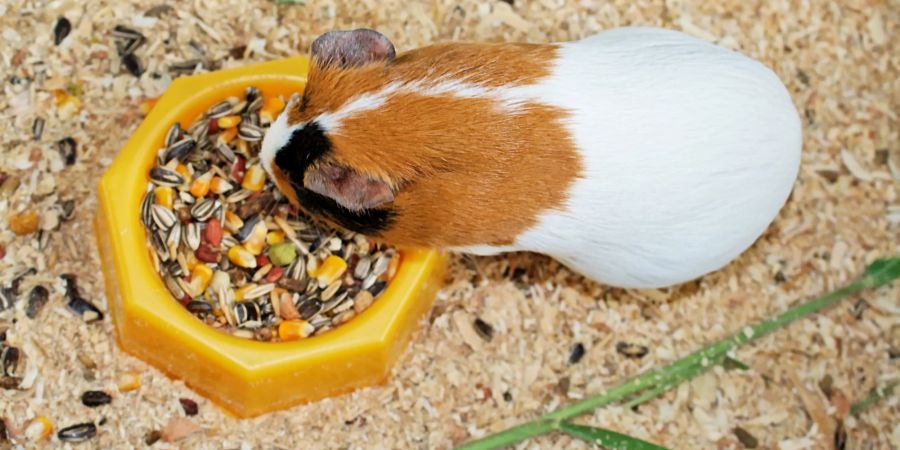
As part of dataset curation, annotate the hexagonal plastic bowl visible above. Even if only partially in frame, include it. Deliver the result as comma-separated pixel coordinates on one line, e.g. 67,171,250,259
94,56,447,418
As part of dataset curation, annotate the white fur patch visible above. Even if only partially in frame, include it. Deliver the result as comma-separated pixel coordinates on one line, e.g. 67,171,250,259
260,109,300,179
452,27,802,289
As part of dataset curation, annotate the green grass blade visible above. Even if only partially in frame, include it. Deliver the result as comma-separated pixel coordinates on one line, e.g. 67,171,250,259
455,257,900,450
558,422,669,450
850,382,898,416
723,356,750,371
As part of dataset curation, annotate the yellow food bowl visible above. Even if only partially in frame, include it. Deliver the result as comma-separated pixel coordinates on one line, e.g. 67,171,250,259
94,56,448,418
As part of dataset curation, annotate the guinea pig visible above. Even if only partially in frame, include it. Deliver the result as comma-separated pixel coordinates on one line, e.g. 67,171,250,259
260,27,801,289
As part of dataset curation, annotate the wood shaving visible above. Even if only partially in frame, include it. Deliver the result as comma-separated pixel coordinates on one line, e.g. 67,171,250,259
0,0,897,448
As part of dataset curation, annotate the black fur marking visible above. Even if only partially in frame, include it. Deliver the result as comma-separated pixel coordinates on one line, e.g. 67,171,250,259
275,122,395,235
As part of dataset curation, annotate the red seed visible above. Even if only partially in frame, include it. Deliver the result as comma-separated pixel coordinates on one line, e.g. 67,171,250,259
195,244,219,263
230,157,245,182
180,294,191,304
256,255,270,267
0,245,5,259
204,218,222,246
265,266,284,283
207,119,219,134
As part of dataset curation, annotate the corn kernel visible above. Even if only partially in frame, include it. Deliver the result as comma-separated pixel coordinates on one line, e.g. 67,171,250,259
241,165,266,192
209,176,233,195
227,244,257,268
266,230,285,245
23,416,53,442
118,370,142,392
278,319,314,341
153,186,175,209
236,139,250,156
190,264,214,292
189,171,213,198
175,163,190,179
243,221,268,256
217,115,242,128
224,210,243,232
218,127,238,144
315,255,348,285
260,96,286,123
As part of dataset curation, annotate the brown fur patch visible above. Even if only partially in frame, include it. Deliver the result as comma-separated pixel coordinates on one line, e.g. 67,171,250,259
280,42,581,248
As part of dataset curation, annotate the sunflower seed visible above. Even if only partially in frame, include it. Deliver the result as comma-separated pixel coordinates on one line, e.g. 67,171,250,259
568,342,585,364
186,300,212,314
60,199,76,221
32,118,44,140
122,53,144,77
164,275,184,299
58,137,77,165
26,286,49,319
237,122,264,141
166,224,182,250
164,123,183,147
190,199,219,221
57,423,97,443
81,390,112,407
233,301,261,324
226,188,253,204
216,141,236,162
53,17,72,45
151,205,177,229
207,100,233,118
149,167,184,186
320,281,342,301
473,318,494,342
616,342,649,359
163,137,196,163
170,59,202,74
184,223,201,250
1,346,20,376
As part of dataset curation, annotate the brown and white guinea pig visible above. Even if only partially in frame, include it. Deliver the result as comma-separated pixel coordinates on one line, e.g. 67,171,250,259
260,27,801,289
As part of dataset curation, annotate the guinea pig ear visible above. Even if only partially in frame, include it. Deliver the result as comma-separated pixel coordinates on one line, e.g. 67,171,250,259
310,28,396,68
304,162,395,211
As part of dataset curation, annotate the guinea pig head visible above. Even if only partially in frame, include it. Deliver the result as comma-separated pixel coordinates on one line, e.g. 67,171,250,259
260,29,404,236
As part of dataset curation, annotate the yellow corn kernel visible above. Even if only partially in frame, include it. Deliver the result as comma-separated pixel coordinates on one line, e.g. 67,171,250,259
266,230,285,245
315,255,348,285
217,115,242,128
227,244,257,268
175,163,190,179
234,283,258,302
218,126,238,144
236,139,250,156
190,264,214,293
118,370,142,392
189,171,213,198
241,164,266,192
153,186,175,209
224,210,243,232
278,319,313,341
243,221,268,256
260,96,286,123
209,176,233,195
23,416,54,442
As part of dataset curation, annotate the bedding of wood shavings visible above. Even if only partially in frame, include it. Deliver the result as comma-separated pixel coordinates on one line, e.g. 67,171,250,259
0,0,897,448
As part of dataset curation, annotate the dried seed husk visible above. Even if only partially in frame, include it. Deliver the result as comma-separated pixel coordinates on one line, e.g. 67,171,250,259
616,342,649,359
473,318,494,342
